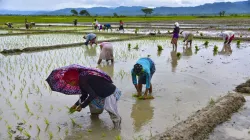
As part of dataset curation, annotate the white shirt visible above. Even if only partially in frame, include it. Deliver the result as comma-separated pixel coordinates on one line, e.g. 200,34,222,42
220,31,234,40
182,31,192,38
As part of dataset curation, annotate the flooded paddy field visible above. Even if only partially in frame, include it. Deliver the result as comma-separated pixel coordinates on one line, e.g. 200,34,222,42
0,33,128,51
0,34,250,140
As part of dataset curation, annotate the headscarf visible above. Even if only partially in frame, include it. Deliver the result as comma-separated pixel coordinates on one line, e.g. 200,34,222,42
174,22,179,27
133,64,143,75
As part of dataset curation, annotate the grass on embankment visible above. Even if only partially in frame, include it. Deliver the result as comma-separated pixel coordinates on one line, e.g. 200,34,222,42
0,15,250,23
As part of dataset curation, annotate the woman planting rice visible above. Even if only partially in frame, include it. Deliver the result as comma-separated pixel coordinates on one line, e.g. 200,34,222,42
103,24,112,31
170,22,180,51
131,58,156,99
119,20,124,32
64,69,122,129
83,33,97,46
97,42,114,64
180,31,194,47
219,31,235,46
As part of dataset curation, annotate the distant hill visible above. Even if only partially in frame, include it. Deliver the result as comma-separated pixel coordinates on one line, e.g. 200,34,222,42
0,1,249,15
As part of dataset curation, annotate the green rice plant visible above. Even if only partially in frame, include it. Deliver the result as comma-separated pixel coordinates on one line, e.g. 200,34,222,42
65,128,69,136
48,131,53,140
23,130,31,138
240,34,242,38
87,129,92,132
7,124,12,130
0,116,2,120
209,98,215,106
133,44,139,50
5,98,12,108
204,41,209,46
17,126,23,132
29,124,32,129
22,119,27,124
128,43,131,49
57,126,61,132
36,125,41,133
115,135,122,140
58,108,62,112
248,28,250,31
13,112,20,120
44,118,50,126
176,52,181,58
50,105,53,111
36,115,40,120
167,30,170,33
8,131,13,138
70,118,76,126
213,45,218,52
25,101,30,113
157,45,163,51
102,133,106,137
195,46,199,51
200,32,203,36
237,40,241,45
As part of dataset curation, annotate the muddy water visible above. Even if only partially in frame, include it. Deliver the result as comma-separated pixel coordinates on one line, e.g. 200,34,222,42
0,34,123,51
0,38,250,140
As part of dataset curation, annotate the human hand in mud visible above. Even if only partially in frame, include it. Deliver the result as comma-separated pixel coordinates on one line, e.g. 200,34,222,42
76,106,82,112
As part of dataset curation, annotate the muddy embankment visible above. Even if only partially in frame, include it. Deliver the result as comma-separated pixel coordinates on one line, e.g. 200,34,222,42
151,93,245,140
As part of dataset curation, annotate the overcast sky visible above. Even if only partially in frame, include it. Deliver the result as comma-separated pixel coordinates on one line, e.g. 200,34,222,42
0,0,245,11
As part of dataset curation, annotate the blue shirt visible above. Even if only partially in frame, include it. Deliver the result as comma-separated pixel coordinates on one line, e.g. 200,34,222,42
85,33,96,45
131,58,152,89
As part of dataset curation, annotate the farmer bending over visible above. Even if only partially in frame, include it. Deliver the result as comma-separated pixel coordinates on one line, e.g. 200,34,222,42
103,24,112,31
180,31,194,47
219,31,235,46
131,58,156,98
98,42,114,64
84,33,97,46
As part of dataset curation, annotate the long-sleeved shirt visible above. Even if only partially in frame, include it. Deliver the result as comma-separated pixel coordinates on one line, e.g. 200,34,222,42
75,75,116,108
182,31,193,41
131,58,152,89
85,33,96,45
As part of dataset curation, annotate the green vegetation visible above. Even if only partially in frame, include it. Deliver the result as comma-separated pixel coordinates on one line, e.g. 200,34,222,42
0,15,249,23
133,44,139,50
200,32,203,37
128,43,131,49
135,28,139,34
204,41,209,46
141,8,154,17
237,40,241,45
209,98,215,106
157,45,163,51
213,45,218,52
195,45,200,51
177,52,181,58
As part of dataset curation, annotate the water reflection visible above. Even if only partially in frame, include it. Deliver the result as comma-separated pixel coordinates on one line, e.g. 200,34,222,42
182,46,193,57
131,100,154,132
84,45,97,57
218,44,233,56
96,64,114,78
171,50,178,73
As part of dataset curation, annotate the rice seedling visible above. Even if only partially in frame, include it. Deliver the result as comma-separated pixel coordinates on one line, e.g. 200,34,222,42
22,119,27,124
204,41,209,46
8,131,13,138
176,52,181,58
48,131,53,140
36,115,40,120
13,112,20,120
17,126,23,132
58,108,62,112
50,105,53,111
237,40,241,45
195,46,199,51
200,32,203,37
57,126,61,132
70,118,76,126
128,43,131,49
44,118,50,126
209,98,215,106
240,34,242,38
5,98,12,108
36,125,41,133
0,116,2,120
29,124,32,129
7,124,12,130
87,129,92,132
23,130,31,138
65,128,69,136
213,45,218,52
157,45,163,51
248,28,250,31
115,135,122,140
157,29,161,34
133,44,139,50
102,133,106,137
25,101,30,113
